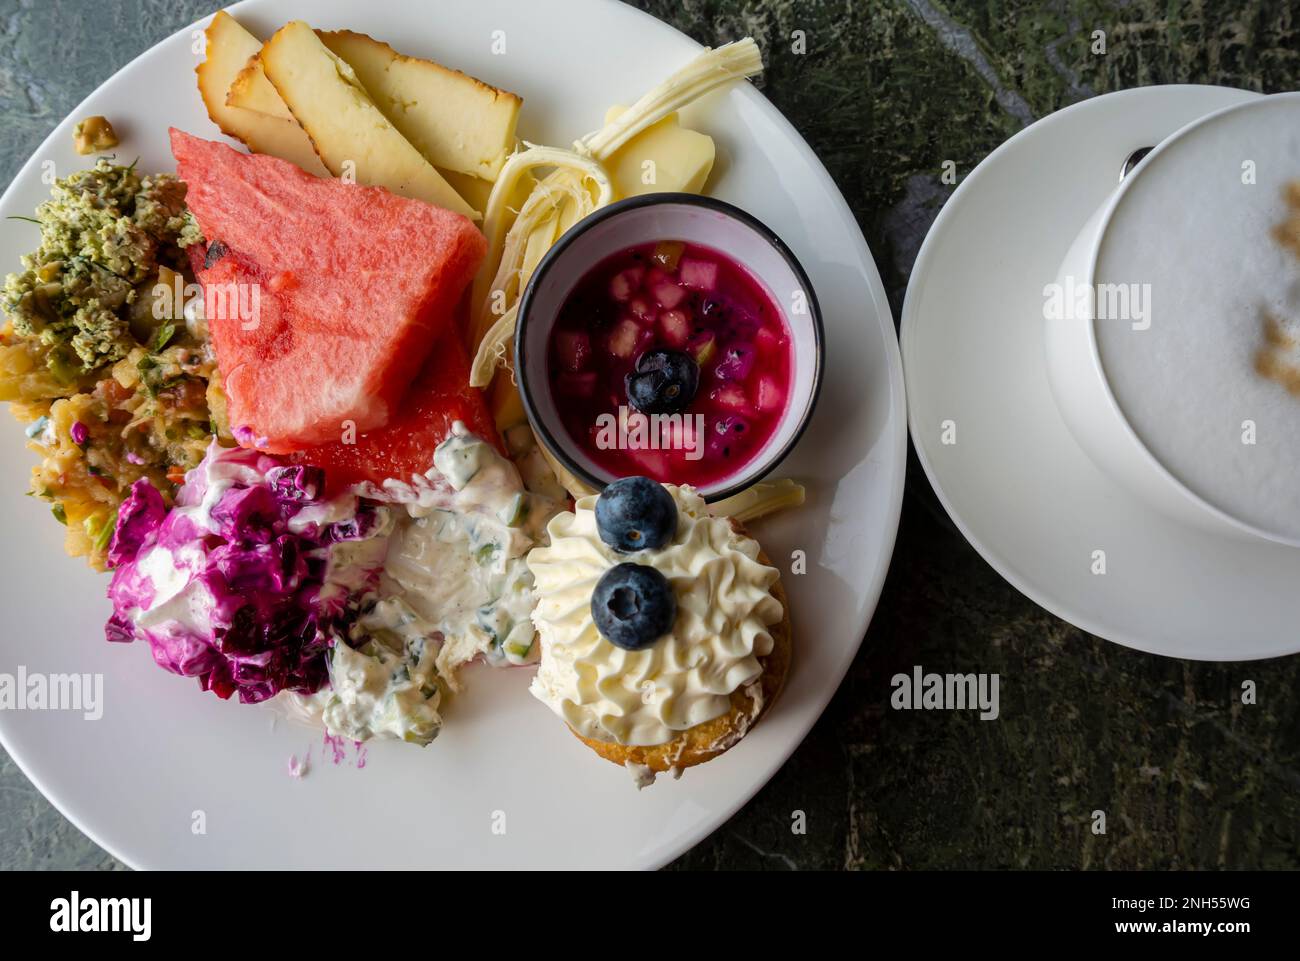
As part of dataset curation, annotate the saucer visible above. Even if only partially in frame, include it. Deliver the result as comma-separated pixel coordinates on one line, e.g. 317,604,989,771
900,84,1300,662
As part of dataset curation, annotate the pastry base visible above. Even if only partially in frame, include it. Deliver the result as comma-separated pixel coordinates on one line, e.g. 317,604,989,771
571,532,793,775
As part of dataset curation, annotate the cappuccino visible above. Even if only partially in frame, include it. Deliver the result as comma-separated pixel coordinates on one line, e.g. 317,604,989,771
1092,94,1300,541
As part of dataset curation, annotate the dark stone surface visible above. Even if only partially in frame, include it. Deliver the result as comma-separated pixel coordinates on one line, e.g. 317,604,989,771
648,0,1300,871
1,0,1297,871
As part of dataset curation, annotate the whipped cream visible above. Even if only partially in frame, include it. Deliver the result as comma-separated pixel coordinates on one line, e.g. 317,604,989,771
528,485,783,747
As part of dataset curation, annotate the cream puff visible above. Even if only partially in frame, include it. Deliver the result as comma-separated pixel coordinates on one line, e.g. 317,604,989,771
528,477,790,784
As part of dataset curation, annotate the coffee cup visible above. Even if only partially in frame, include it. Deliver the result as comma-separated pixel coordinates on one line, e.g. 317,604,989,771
1044,92,1300,547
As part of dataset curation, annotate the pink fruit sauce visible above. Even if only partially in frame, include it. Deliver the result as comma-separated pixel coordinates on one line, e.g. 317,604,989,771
548,240,793,489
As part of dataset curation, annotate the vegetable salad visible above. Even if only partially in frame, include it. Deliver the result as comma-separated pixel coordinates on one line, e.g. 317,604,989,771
0,159,226,567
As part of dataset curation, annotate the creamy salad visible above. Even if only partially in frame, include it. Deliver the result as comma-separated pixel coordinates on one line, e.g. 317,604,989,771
105,418,564,747
283,423,564,744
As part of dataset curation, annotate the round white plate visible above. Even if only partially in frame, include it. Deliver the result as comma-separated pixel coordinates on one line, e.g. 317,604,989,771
901,84,1300,662
0,0,905,868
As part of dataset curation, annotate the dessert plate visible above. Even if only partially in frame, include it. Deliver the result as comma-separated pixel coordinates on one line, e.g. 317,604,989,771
901,84,1300,662
0,0,906,867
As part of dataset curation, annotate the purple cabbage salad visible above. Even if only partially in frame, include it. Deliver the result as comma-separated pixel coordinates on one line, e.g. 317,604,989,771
105,440,392,703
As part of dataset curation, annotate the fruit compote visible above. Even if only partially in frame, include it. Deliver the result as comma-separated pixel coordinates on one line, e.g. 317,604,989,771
547,240,793,489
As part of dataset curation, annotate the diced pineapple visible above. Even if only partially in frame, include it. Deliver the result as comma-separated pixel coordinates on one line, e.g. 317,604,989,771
687,330,717,365
659,309,691,347
755,374,785,412
652,280,686,309
609,318,643,359
754,327,782,355
628,298,654,325
625,446,670,478
610,267,644,302
713,385,749,411
679,258,719,290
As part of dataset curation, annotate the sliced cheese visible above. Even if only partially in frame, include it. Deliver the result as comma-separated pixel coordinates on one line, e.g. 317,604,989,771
437,166,496,213
195,11,328,176
318,29,521,180
602,105,715,198
226,40,496,213
259,21,477,218
538,440,598,499
218,29,485,217
490,372,527,433
226,53,295,121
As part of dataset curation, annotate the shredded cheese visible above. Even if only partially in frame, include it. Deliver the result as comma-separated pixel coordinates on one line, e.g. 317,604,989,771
467,38,763,390
710,478,806,523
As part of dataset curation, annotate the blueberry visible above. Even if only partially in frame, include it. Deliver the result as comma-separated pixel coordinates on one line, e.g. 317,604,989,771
595,476,677,552
625,370,667,413
624,348,698,414
591,563,676,650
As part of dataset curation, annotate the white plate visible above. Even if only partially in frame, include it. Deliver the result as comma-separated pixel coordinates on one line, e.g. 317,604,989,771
901,84,1300,662
0,0,905,868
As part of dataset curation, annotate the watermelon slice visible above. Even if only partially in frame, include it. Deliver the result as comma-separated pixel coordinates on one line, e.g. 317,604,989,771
171,129,486,453
287,323,500,495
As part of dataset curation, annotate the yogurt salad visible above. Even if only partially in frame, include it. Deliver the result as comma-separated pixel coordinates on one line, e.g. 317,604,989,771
106,422,564,746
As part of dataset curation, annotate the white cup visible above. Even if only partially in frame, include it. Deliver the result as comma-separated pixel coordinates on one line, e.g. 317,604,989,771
1044,91,1300,548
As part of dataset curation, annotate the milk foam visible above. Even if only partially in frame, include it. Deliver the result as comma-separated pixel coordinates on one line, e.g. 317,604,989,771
1094,94,1300,540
